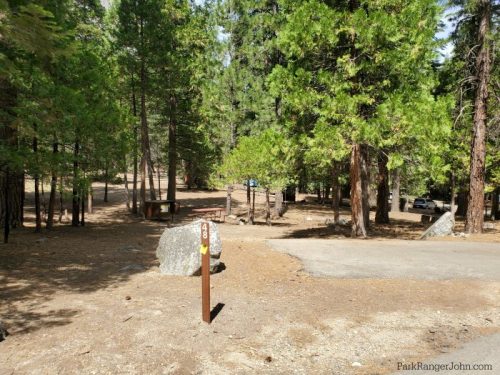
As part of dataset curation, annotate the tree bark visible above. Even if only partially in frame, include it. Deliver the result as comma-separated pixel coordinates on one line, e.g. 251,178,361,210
246,182,252,223
72,141,80,227
125,171,130,210
391,169,400,213
3,169,9,243
450,171,456,215
361,145,370,229
139,15,156,208
274,189,284,217
58,176,64,223
81,191,85,226
265,188,271,225
157,166,162,199
331,161,341,224
41,177,46,222
465,0,491,233
131,72,138,214
140,157,146,216
87,185,93,214
104,165,109,203
251,188,256,225
132,136,138,214
375,151,390,224
246,183,251,205
226,185,232,216
184,160,192,189
33,131,41,232
46,142,58,230
0,79,23,230
350,144,367,237
167,94,177,202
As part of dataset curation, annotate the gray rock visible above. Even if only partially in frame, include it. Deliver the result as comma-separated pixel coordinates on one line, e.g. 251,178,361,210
0,321,8,342
420,212,454,240
156,220,223,276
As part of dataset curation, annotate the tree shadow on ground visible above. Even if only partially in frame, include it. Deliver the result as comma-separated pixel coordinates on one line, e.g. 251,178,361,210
0,192,164,336
280,218,427,240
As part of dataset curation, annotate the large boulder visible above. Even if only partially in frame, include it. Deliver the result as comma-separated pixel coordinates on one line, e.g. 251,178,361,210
156,220,223,276
419,212,454,240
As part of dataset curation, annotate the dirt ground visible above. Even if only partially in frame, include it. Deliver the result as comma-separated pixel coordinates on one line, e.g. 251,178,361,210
1,181,499,374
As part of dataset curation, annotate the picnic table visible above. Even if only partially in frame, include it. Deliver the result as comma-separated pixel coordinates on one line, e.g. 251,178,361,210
188,207,226,223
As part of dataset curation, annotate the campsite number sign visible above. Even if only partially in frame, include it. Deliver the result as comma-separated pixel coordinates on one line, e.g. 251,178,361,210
200,222,210,323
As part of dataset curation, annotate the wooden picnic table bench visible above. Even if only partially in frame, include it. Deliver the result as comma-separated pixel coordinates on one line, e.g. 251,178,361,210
188,207,226,222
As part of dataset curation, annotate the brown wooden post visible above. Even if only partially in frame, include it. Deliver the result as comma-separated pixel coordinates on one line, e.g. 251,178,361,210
201,221,210,323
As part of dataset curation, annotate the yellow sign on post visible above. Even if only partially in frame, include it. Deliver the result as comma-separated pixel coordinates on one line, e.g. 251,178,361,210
200,244,208,255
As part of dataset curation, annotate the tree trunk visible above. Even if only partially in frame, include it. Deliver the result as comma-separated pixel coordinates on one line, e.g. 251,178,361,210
132,127,138,214
167,94,177,202
274,189,284,217
157,166,162,199
125,171,130,210
331,161,341,224
0,79,23,231
184,160,192,189
391,169,400,213
450,171,456,215
490,187,499,220
72,141,80,227
33,132,41,232
251,188,256,224
20,173,24,225
265,188,271,225
58,176,64,223
360,145,370,229
226,185,232,216
139,16,156,203
81,191,85,226
465,0,491,234
350,144,367,237
246,183,252,223
140,157,146,216
3,169,9,243
375,151,390,224
46,142,58,229
104,166,109,203
131,72,138,214
87,185,93,214
41,177,46,222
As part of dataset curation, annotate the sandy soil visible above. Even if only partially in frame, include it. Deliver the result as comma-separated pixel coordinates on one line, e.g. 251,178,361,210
0,181,499,374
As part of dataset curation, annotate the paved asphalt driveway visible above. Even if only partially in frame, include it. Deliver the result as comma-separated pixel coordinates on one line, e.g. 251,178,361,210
267,239,500,281
267,239,500,373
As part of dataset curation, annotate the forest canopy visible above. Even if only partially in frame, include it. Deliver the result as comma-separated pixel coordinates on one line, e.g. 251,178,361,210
0,0,498,240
